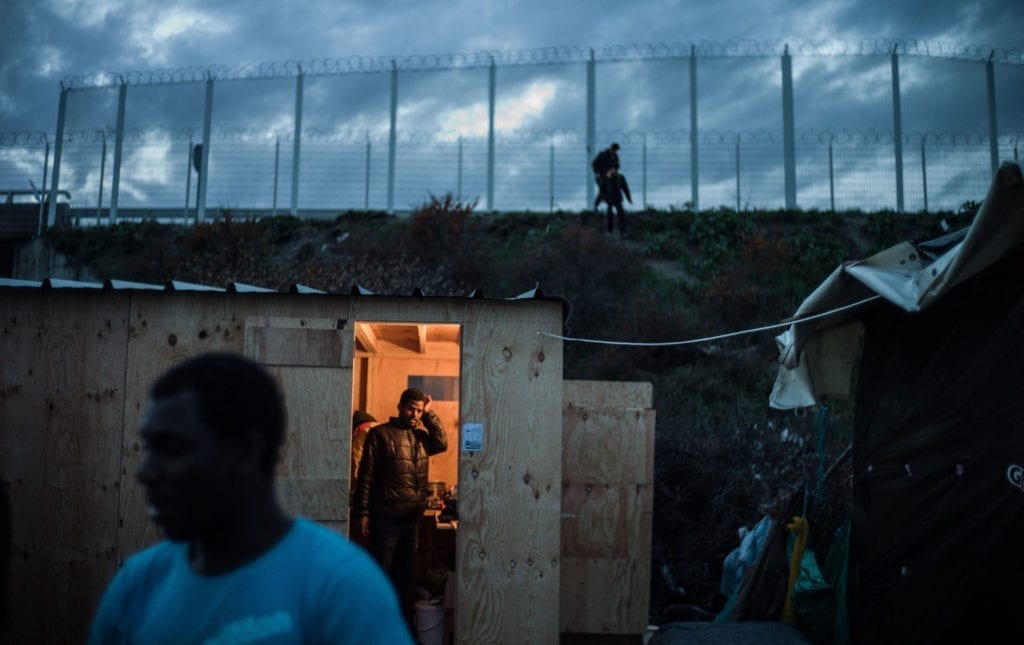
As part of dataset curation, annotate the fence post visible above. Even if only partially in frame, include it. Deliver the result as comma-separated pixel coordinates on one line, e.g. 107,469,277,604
781,45,796,210
39,136,50,233
273,136,281,216
890,46,905,213
828,136,835,212
183,135,192,223
197,73,214,223
920,136,929,213
387,60,398,214
586,49,596,210
642,133,647,209
291,67,304,217
986,54,999,177
47,87,68,230
735,135,741,211
549,138,555,214
487,57,496,212
47,87,69,230
364,135,371,211
109,80,127,225
97,130,107,221
689,44,699,211
457,136,463,204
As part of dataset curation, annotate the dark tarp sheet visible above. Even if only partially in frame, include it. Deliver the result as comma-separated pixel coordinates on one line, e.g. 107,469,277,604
849,244,1024,643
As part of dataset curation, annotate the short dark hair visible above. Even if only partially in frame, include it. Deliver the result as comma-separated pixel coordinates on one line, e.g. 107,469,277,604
610,142,620,150
150,352,285,474
399,387,427,406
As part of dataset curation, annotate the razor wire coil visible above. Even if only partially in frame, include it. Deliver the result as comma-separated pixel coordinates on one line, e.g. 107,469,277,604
61,38,1023,90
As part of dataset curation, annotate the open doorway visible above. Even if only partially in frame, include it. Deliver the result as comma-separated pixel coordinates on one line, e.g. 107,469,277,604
351,321,460,642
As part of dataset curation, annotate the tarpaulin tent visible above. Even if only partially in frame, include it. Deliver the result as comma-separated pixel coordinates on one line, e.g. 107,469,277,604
770,161,1024,643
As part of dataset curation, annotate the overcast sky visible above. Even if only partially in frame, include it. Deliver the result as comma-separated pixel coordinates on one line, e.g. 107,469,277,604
3,0,1021,135
2,0,1022,212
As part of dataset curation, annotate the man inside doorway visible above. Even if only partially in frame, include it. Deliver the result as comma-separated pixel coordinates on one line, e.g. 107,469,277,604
353,387,448,632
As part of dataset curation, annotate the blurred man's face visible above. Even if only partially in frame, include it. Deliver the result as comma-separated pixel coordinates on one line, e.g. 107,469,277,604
397,398,425,425
136,389,240,542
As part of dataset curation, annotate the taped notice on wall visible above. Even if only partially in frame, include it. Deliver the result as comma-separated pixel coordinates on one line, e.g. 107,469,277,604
462,422,483,452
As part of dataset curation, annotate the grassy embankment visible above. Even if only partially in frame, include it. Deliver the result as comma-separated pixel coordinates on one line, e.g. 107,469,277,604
46,195,977,620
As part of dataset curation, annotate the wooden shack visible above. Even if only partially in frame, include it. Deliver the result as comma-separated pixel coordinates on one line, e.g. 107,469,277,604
0,280,655,644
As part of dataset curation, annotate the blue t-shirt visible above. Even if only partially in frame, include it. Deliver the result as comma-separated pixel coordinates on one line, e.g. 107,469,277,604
88,518,413,645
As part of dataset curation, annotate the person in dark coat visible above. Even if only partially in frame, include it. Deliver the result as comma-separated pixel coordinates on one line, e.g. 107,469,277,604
601,169,633,235
350,410,377,549
353,388,448,634
591,142,620,211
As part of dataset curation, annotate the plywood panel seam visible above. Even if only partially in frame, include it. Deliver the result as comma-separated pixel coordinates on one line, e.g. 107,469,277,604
113,294,135,570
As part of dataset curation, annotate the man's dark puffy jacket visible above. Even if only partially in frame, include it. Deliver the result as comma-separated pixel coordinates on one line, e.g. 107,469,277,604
352,411,447,518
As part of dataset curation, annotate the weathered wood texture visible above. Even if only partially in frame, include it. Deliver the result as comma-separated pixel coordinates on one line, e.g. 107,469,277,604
456,304,565,644
0,289,573,644
0,292,130,644
560,381,656,637
117,296,357,562
563,380,654,411
246,317,353,529
118,293,242,566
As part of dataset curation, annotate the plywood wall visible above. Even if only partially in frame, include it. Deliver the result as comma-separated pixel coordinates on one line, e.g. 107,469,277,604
2,291,361,643
1,290,569,644
560,381,655,637
117,295,356,561
456,304,565,644
245,317,354,534
0,292,131,643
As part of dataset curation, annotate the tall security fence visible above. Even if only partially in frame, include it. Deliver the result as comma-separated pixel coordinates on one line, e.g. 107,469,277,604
3,39,1023,225
5,127,1020,222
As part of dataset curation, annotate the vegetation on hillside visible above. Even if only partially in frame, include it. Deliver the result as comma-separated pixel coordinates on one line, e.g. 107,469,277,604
45,195,979,622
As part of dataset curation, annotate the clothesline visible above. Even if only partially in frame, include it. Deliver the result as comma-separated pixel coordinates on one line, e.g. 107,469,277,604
537,295,881,347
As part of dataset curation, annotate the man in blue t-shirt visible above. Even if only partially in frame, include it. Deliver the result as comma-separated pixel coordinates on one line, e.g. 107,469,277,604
88,352,412,644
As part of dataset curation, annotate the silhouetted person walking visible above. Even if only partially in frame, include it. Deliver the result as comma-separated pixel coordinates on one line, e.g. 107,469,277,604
592,142,620,211
602,169,633,235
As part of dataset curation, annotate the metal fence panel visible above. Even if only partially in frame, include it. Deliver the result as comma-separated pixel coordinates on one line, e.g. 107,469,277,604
5,40,1023,219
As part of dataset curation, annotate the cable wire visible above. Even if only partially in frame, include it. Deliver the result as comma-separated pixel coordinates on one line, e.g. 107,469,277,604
537,294,882,346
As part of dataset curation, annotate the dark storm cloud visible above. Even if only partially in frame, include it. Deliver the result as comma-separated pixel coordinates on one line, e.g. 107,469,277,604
4,0,1022,136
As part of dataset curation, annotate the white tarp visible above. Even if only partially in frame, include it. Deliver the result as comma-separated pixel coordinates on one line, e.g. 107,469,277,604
770,161,1024,409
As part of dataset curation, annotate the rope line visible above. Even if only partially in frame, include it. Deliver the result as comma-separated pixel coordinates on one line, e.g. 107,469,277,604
537,294,881,347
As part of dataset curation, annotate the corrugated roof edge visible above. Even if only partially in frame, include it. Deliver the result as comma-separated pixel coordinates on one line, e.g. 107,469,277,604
229,283,277,293
0,278,573,315
105,279,163,290
4,277,554,300
167,280,226,292
44,278,103,289
290,284,326,294
0,277,44,288
0,277,572,325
